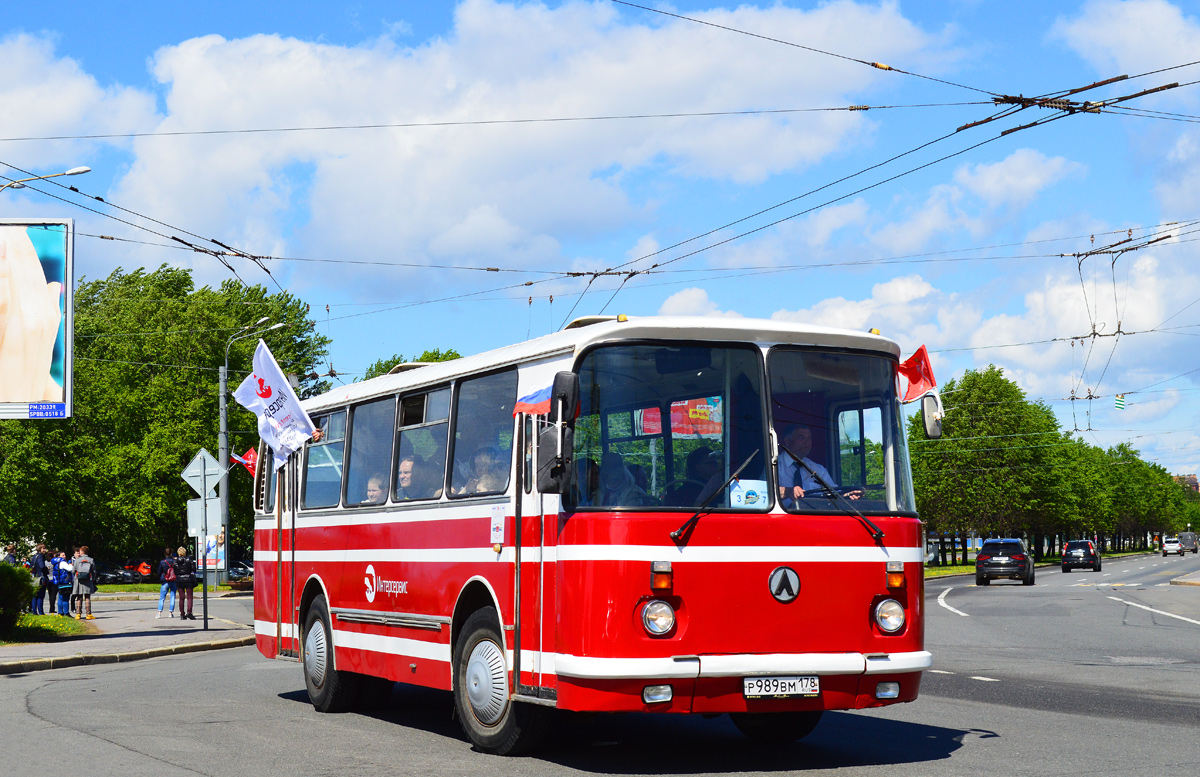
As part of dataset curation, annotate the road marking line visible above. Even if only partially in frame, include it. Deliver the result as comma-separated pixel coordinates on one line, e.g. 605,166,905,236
1103,573,1111,576
929,669,954,674
938,587,969,617
1107,596,1200,626
970,676,1000,682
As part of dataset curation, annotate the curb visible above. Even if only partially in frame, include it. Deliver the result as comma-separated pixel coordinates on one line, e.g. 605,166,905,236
1168,576,1200,587
0,635,256,676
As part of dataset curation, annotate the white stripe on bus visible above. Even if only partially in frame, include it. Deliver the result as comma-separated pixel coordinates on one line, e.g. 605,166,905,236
254,545,921,565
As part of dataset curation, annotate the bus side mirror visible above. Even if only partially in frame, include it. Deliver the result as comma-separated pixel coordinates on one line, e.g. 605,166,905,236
921,394,942,439
537,371,579,493
548,371,579,424
537,426,574,494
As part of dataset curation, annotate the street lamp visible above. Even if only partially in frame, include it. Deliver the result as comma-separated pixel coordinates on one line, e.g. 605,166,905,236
218,320,286,589
0,166,91,195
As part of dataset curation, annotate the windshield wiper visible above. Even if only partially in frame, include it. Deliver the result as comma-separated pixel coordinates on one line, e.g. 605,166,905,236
778,443,884,542
670,449,760,543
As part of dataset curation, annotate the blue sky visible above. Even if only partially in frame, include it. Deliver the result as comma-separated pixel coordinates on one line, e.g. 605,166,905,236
3,1,1199,476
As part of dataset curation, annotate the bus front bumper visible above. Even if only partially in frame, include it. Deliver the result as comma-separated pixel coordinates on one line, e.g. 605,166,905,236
551,650,931,713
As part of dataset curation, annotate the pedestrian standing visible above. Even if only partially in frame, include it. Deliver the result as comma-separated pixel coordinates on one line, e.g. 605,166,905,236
30,543,50,615
45,550,59,613
72,546,97,620
3,544,17,565
156,547,177,619
67,548,81,615
175,546,198,620
52,551,73,617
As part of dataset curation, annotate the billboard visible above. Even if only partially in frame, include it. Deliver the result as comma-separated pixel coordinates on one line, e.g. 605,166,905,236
0,219,73,419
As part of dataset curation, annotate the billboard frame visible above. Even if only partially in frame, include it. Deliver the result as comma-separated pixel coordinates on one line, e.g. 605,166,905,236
0,218,74,419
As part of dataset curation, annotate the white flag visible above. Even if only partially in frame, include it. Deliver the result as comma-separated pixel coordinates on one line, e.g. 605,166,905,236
233,340,315,470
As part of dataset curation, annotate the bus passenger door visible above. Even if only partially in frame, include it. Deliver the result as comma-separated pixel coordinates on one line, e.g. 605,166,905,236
277,455,300,658
517,414,555,698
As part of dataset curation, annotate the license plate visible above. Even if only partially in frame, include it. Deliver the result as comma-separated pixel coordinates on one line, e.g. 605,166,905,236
995,556,1008,561
743,676,820,699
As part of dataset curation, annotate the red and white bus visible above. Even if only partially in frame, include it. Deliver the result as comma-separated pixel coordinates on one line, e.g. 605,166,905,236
252,315,937,754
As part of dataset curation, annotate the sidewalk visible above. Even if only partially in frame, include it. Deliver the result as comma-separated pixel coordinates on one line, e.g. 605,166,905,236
0,592,255,675
1169,568,1200,587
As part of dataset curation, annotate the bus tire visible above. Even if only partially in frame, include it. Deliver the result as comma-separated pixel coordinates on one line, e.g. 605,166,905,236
302,595,360,713
730,710,823,742
453,607,549,755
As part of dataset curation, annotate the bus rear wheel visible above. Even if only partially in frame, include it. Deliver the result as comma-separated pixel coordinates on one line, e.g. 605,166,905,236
302,595,360,712
731,710,823,742
453,607,549,755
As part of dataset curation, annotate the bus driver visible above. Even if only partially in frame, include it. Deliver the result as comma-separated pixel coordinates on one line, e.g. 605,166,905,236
777,423,861,508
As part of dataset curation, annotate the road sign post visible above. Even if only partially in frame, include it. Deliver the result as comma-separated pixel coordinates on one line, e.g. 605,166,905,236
182,449,224,630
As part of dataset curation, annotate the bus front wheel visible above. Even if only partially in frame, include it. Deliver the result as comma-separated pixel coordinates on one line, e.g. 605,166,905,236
453,607,549,755
731,710,823,742
302,595,360,712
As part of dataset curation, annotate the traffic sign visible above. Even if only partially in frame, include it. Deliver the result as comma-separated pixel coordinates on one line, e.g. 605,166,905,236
182,448,222,497
187,497,221,537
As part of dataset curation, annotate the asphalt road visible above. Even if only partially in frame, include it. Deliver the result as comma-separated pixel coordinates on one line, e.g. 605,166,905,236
1,554,1197,776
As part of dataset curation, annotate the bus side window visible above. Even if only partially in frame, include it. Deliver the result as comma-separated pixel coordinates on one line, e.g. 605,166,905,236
345,397,397,506
303,411,346,509
395,387,450,500
450,371,518,497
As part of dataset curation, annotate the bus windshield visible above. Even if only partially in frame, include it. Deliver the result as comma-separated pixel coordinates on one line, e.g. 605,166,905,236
768,347,915,514
571,343,770,511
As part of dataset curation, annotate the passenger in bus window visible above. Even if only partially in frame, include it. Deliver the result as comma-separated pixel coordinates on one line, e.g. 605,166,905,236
667,446,720,506
460,446,506,494
396,456,418,500
777,423,860,507
593,451,652,507
364,474,387,504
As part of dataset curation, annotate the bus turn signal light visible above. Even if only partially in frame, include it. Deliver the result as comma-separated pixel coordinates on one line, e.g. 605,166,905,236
651,560,672,590
886,560,905,588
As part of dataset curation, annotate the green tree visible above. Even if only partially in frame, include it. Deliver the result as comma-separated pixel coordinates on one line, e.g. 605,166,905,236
362,348,462,380
0,265,330,561
908,365,1061,561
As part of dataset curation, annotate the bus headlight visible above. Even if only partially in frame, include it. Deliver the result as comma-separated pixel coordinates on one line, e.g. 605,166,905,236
642,600,676,635
874,599,905,633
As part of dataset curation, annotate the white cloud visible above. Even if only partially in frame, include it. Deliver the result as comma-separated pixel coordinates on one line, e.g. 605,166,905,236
1052,1,1200,91
658,287,742,318
92,0,951,291
953,149,1084,210
869,149,1082,252
0,33,157,169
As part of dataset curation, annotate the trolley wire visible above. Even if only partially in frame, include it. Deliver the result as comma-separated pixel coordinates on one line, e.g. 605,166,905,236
609,0,1000,97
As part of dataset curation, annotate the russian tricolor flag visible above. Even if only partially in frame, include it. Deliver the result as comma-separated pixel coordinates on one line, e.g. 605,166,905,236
513,385,553,416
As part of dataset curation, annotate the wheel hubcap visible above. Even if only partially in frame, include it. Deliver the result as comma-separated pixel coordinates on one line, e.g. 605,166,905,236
464,638,507,725
304,620,328,689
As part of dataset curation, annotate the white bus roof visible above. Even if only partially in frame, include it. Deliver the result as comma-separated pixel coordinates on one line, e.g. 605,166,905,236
301,315,901,413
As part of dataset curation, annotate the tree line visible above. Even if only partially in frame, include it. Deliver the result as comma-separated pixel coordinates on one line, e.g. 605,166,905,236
909,365,1199,563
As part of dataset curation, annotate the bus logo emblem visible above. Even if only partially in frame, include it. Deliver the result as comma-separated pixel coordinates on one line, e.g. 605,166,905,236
365,564,377,603
768,566,800,603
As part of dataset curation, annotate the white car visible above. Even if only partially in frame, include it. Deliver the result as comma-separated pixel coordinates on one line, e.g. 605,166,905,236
1163,537,1183,557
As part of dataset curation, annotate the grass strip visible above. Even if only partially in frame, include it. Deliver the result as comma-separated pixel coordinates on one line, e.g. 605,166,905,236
0,613,94,645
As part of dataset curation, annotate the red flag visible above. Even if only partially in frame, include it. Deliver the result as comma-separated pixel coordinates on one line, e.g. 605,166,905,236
231,447,258,478
898,345,937,402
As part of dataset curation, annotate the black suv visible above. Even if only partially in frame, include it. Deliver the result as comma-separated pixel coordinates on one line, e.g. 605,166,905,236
976,539,1035,586
1061,540,1101,572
